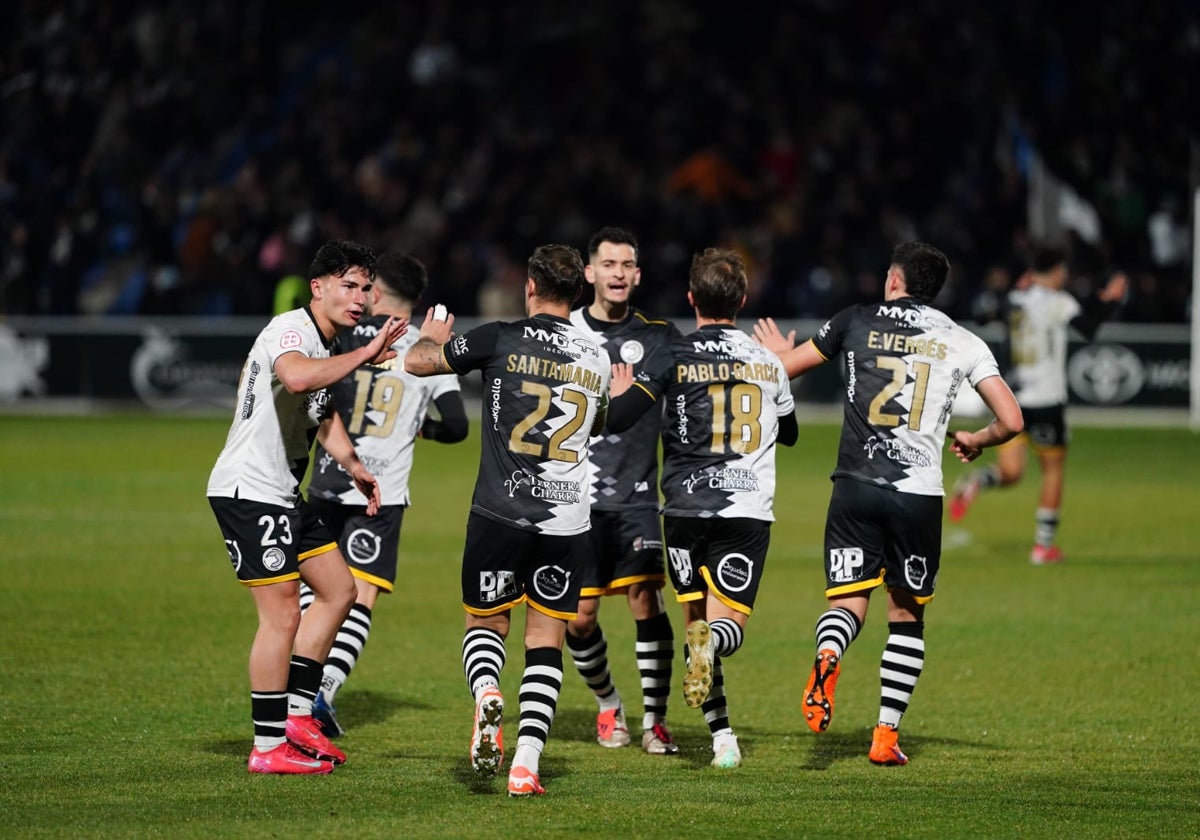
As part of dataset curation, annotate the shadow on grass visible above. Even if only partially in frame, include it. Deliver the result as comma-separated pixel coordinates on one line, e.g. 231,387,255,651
448,753,578,795
799,729,1001,770
335,688,435,728
202,689,432,756
550,707,601,745
551,707,756,772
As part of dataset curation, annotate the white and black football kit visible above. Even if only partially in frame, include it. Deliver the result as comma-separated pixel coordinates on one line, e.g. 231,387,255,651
443,314,610,619
1005,283,1117,450
570,307,681,595
307,319,464,592
611,325,797,614
810,297,1001,601
207,306,339,585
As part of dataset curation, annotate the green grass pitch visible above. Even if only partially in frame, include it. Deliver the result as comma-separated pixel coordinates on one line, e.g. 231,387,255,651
1,414,1197,838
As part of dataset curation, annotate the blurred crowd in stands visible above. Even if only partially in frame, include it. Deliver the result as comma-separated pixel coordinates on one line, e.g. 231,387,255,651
1,0,1195,321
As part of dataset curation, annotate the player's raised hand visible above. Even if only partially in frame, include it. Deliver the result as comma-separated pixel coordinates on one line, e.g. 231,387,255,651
418,304,455,345
364,315,409,365
610,362,635,398
753,317,795,355
1100,271,1129,304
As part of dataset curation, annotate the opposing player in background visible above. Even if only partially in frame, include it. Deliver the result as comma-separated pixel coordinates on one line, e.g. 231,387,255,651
304,251,468,736
755,241,1023,766
607,248,798,769
948,244,1127,564
404,244,610,797
567,227,682,755
206,240,407,774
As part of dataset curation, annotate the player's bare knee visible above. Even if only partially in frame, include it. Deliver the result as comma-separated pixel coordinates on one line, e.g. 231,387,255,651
568,612,598,638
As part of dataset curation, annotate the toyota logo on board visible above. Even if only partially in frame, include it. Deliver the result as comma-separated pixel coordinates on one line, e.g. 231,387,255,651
1067,344,1145,404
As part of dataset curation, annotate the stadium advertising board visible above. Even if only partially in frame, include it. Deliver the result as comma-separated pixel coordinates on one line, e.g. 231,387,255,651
0,318,1189,411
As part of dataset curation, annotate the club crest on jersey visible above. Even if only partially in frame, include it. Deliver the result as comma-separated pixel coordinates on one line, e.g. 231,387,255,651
716,553,753,592
668,547,693,586
480,570,518,603
904,554,928,589
347,528,382,564
225,540,242,573
533,565,571,601
279,330,303,349
262,547,287,572
620,340,644,364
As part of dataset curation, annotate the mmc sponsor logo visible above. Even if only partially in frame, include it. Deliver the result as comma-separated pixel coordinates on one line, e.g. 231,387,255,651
522,326,600,358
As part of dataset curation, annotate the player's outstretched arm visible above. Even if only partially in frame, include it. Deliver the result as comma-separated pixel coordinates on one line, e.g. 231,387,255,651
317,413,383,515
947,375,1024,463
752,317,795,355
753,318,825,379
605,363,657,433
275,315,407,394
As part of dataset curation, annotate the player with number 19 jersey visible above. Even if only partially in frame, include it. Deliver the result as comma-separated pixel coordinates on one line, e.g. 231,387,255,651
442,315,611,536
309,320,461,506
812,298,1000,495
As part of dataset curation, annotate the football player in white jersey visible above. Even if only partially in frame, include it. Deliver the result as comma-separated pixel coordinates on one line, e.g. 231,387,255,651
755,242,1023,766
949,244,1127,564
207,240,407,774
303,252,468,737
607,248,799,769
404,244,610,797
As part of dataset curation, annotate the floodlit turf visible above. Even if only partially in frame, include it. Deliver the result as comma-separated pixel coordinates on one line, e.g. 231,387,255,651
1,414,1197,838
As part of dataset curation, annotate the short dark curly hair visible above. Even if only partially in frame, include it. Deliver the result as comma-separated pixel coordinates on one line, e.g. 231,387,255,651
891,242,949,304
308,240,377,283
